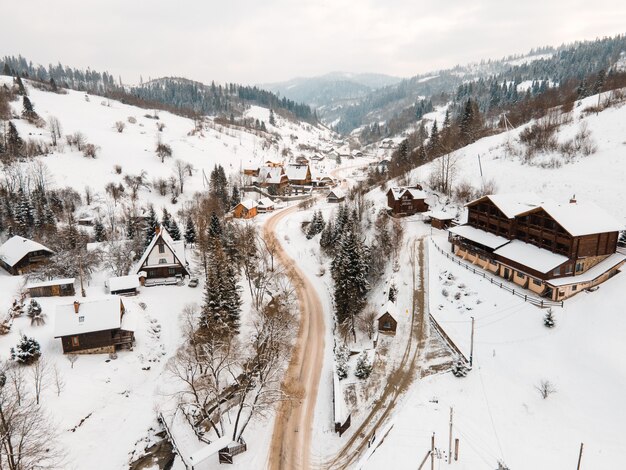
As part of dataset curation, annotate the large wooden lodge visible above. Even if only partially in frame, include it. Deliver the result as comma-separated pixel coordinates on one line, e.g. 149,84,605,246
448,194,625,300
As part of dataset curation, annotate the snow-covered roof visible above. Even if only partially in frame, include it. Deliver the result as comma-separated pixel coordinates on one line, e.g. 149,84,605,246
256,166,285,184
494,240,568,274
448,225,510,250
538,202,623,236
388,187,428,201
135,226,187,273
257,197,275,208
240,199,258,210
188,436,232,465
328,188,345,199
547,253,626,287
285,164,310,181
54,296,125,337
424,210,455,220
0,236,53,267
380,301,397,318
468,193,546,219
26,277,75,289
108,274,140,292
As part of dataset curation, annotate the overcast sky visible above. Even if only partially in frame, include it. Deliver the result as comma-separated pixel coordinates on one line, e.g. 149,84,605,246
2,0,625,86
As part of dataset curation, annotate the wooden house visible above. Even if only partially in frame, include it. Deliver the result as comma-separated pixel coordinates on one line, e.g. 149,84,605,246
295,156,310,165
448,194,625,300
256,166,289,192
233,199,258,219
136,226,189,280
327,188,346,203
425,211,455,230
310,154,325,162
387,186,429,216
27,278,75,297
54,297,134,354
378,302,398,334
107,274,140,296
285,164,312,186
0,236,54,275
257,197,275,213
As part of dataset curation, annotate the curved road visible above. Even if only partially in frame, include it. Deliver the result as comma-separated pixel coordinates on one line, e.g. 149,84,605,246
265,203,325,470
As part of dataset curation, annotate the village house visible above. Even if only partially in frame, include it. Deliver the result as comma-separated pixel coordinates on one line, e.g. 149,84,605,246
233,199,258,219
54,296,134,354
136,226,189,280
425,211,456,230
255,165,289,192
285,164,312,186
257,197,275,213
378,301,398,335
387,186,429,216
327,188,346,203
448,193,625,301
107,274,141,296
295,155,310,165
27,278,75,297
0,236,54,275
310,154,325,162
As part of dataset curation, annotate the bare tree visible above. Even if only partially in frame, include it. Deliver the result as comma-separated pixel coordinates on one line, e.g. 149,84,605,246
535,380,556,399
48,116,62,146
31,357,49,405
84,186,93,206
52,364,64,397
123,171,149,201
174,160,188,194
156,140,172,163
103,238,135,277
115,121,126,133
156,122,166,132
357,309,378,340
184,162,195,177
66,354,78,369
105,182,125,205
82,143,99,158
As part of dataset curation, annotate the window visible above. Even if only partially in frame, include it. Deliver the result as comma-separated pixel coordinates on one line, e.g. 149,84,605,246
158,243,165,254
552,267,561,276
78,316,84,323
532,279,542,286
517,272,526,279
168,267,176,275
558,290,565,297
576,262,583,273
565,264,573,275
384,321,391,329
572,284,577,291
71,336,80,347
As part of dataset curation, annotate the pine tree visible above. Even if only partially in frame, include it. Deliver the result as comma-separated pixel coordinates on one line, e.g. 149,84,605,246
544,308,555,328
427,120,439,154
388,283,397,302
161,207,172,231
10,335,41,364
15,76,26,96
443,108,450,128
320,220,335,253
335,345,350,380
184,216,196,245
94,219,106,242
7,121,23,156
306,210,325,239
269,109,276,126
230,184,241,209
144,206,159,246
169,219,181,241
208,212,223,242
354,352,372,379
22,96,35,118
451,358,469,378
14,189,34,236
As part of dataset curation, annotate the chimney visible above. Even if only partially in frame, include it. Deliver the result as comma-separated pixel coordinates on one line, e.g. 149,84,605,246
569,194,577,204
155,225,161,235
73,301,80,314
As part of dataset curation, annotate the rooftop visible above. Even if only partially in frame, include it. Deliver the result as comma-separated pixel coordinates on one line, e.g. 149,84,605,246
0,236,53,267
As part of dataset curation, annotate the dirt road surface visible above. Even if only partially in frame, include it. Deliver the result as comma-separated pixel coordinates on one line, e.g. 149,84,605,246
265,203,325,470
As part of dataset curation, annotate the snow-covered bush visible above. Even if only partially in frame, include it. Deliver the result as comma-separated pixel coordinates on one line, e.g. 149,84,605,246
388,283,397,302
335,345,350,380
27,300,46,326
354,352,373,380
10,335,42,364
451,358,469,378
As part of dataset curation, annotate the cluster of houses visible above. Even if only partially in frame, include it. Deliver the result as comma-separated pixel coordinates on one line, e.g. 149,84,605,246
243,159,337,194
0,226,191,354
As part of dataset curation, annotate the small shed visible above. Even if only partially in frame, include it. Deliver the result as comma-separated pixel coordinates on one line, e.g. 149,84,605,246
378,301,398,335
233,199,258,219
108,274,140,296
257,197,275,213
425,210,455,230
27,278,75,297
327,188,346,203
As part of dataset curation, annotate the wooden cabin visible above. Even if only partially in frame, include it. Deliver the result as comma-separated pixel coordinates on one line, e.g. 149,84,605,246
136,226,189,280
27,278,75,297
378,302,398,335
0,236,54,275
327,188,346,203
426,211,455,230
387,186,429,217
257,197,275,213
54,297,134,354
285,164,312,186
233,200,258,219
449,194,625,300
256,166,288,192
295,156,310,165
108,274,140,296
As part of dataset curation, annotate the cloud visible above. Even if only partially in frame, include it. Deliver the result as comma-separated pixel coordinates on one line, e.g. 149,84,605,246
1,0,625,85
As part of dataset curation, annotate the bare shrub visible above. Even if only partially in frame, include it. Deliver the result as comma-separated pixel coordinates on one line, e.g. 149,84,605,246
113,164,122,174
82,143,99,158
115,121,126,133
535,379,556,399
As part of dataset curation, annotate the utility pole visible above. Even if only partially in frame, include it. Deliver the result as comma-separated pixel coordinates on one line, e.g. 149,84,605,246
448,407,453,464
431,432,435,470
577,443,584,470
469,317,475,367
